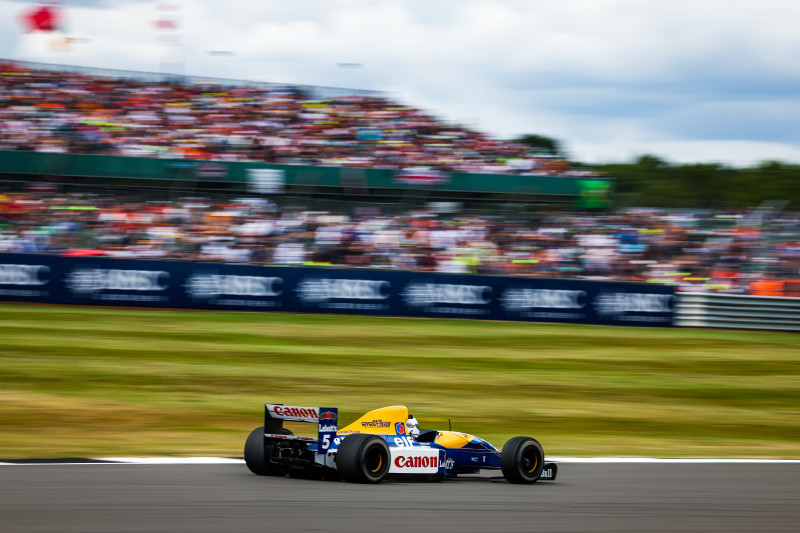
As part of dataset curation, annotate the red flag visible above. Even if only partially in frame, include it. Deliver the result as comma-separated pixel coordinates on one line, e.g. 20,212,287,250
21,5,60,32
153,19,177,29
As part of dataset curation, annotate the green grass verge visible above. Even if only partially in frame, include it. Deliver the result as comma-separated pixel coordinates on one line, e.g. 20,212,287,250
1,304,798,458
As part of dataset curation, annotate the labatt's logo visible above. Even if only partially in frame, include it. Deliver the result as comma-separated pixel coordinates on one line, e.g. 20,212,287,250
441,453,455,470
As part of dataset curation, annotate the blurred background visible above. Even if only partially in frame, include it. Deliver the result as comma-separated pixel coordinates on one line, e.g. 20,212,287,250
3,0,800,166
0,1,798,460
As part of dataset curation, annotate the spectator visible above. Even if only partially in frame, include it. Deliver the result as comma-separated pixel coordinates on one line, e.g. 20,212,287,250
0,63,599,177
2,190,798,294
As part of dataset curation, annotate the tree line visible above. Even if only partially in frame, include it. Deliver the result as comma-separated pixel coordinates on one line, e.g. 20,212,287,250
514,135,800,209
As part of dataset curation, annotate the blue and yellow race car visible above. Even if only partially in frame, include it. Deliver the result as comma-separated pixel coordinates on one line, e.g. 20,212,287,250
244,403,557,484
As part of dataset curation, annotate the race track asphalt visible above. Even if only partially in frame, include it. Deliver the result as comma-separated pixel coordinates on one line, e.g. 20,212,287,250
1,462,799,532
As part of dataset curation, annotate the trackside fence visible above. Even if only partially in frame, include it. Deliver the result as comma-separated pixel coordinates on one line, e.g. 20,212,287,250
675,292,800,332
0,252,674,327
6,252,800,331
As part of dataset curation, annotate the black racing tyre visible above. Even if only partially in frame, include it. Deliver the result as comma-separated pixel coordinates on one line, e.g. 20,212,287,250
336,434,391,484
244,426,290,477
500,436,544,484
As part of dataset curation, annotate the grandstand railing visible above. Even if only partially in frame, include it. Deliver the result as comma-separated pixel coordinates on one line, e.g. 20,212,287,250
0,150,613,205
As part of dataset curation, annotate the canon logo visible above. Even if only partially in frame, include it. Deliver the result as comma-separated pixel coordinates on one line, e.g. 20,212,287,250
394,455,438,468
403,283,491,307
272,406,319,419
502,288,587,311
66,268,169,294
296,278,390,303
184,274,283,298
0,264,49,286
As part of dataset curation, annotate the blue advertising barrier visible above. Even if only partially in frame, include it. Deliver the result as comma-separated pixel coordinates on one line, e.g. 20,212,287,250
0,253,675,327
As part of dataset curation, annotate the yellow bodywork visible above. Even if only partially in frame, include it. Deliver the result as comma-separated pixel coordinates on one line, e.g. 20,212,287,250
337,406,483,449
338,405,409,435
431,431,475,448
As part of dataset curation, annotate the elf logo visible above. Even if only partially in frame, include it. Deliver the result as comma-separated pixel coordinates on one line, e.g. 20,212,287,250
392,436,416,447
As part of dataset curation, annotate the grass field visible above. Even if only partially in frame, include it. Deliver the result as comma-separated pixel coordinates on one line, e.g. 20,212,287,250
1,304,798,459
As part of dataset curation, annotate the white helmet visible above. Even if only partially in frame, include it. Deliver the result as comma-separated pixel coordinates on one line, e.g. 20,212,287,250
406,415,420,438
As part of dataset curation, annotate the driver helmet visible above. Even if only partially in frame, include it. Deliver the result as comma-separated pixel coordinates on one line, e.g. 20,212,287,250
406,415,420,439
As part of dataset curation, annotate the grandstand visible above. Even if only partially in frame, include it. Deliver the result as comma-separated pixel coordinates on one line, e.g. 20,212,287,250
1,61,798,296
0,59,611,207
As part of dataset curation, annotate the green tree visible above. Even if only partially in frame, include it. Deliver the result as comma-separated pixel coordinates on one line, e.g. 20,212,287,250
513,134,563,156
595,156,800,209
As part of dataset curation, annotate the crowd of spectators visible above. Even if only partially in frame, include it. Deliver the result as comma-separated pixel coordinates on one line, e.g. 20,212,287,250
0,62,594,176
1,62,797,296
2,190,798,295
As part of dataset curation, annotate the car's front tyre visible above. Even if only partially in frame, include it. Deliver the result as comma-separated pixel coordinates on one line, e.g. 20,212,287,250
500,436,544,484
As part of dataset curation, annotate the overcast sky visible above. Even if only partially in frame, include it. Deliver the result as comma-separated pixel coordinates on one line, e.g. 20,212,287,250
2,0,800,167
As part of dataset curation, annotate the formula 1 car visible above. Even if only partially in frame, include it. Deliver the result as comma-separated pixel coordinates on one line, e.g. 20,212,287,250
244,403,557,484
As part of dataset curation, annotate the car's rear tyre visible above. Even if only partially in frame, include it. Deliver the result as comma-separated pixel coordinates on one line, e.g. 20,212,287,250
501,436,544,484
336,434,391,483
244,426,290,477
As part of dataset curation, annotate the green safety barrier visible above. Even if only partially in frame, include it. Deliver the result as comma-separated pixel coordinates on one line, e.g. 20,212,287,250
0,150,612,205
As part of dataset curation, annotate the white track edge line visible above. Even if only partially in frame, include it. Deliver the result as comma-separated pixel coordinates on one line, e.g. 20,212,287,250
99,457,245,464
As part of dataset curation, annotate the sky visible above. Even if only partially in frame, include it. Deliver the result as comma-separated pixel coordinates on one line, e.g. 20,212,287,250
2,0,800,167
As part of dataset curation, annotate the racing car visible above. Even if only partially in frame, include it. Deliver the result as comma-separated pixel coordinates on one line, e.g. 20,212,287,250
244,403,557,484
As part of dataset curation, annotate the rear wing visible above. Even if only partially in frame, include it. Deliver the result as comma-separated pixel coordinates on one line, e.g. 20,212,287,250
265,403,338,454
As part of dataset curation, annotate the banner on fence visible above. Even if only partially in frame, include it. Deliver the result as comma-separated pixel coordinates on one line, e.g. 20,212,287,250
0,254,675,327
